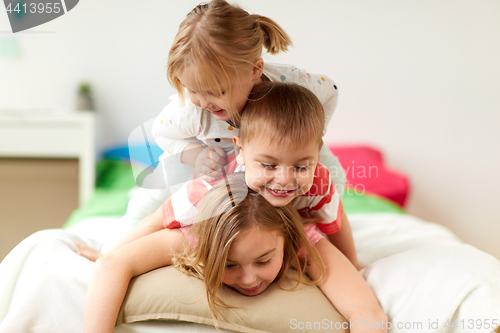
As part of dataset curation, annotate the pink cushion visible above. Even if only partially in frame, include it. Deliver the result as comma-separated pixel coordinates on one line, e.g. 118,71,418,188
329,145,410,207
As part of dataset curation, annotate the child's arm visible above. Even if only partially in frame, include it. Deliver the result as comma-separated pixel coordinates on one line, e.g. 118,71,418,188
180,142,206,167
105,205,165,254
152,95,226,179
76,205,166,262
307,239,388,333
84,228,187,333
319,144,347,200
152,96,203,157
181,143,227,181
327,212,363,270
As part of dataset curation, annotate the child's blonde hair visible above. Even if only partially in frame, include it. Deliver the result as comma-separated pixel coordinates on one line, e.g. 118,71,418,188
239,81,325,149
173,172,324,324
167,0,292,123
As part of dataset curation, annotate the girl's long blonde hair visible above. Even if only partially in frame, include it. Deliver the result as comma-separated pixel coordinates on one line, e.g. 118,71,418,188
173,172,324,324
167,0,292,123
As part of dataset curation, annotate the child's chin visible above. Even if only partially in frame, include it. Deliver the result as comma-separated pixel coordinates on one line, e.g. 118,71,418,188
266,196,294,207
264,193,297,207
237,285,267,296
213,114,230,121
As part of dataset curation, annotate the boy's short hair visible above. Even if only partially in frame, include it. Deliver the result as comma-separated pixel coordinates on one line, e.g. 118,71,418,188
239,82,325,148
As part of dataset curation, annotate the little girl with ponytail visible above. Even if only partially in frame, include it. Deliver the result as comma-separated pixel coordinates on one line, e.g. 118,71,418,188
153,0,345,194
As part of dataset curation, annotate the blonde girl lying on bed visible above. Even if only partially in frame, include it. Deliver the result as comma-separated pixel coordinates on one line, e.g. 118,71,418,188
83,172,387,333
82,82,387,332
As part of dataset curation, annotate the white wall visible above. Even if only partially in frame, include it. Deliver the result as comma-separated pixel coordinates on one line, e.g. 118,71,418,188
1,0,499,258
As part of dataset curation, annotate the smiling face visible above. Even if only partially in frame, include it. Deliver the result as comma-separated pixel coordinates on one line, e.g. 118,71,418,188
222,225,284,296
234,136,321,207
177,59,263,122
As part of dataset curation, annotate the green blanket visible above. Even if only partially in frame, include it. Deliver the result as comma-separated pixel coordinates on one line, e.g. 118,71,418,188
63,159,136,228
63,159,404,229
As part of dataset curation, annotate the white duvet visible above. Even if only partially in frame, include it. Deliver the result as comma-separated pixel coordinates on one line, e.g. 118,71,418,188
0,212,499,333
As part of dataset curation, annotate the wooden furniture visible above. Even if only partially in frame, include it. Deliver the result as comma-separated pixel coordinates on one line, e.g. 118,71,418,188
0,112,95,261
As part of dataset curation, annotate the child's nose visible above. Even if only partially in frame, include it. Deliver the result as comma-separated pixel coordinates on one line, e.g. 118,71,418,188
240,268,257,286
199,96,213,110
275,166,295,185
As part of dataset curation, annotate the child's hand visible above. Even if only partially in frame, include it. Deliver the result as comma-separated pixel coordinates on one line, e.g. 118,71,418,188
356,264,366,271
195,146,227,182
74,241,103,262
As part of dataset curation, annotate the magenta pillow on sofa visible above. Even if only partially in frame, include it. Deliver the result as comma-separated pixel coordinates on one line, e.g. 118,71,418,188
329,145,410,207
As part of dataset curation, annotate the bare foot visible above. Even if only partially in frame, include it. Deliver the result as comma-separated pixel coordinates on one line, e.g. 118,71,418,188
74,241,103,262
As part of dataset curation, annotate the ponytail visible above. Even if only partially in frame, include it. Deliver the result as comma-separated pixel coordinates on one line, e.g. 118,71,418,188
253,14,292,55
167,0,293,119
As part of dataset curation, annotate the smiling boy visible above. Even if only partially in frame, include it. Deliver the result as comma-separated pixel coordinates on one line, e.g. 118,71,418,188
163,82,360,269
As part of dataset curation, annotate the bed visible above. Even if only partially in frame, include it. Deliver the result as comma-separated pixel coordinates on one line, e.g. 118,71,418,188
0,145,499,333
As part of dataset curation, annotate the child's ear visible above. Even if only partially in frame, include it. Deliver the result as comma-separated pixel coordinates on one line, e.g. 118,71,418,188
233,136,245,165
252,58,264,80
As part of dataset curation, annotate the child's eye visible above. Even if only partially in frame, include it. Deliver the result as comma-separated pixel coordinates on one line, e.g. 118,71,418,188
257,259,271,266
208,91,225,97
226,263,236,269
261,163,276,169
294,166,309,171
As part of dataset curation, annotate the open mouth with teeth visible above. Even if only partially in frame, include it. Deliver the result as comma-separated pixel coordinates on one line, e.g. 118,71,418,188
266,187,296,197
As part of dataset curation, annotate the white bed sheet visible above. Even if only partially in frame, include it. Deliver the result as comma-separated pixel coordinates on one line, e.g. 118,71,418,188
0,212,499,333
